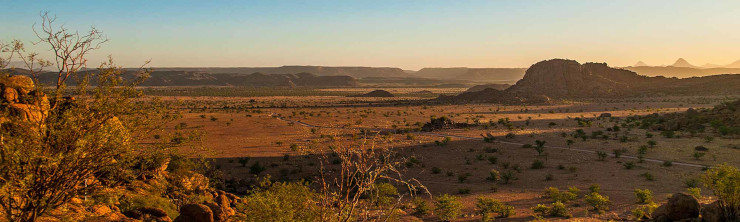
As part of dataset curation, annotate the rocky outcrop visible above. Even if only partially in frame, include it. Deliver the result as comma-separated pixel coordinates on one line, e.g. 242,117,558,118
465,83,511,92
420,117,472,132
506,59,643,98
0,75,49,124
173,191,239,222
348,90,394,97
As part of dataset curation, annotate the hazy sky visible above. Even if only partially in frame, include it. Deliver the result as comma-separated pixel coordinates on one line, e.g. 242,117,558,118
2,0,740,70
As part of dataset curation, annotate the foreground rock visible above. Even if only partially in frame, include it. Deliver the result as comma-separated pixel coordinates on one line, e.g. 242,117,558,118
653,193,700,221
174,204,214,222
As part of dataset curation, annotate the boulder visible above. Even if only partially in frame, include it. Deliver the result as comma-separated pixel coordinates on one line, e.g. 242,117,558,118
599,113,612,118
174,204,213,222
701,201,723,222
204,201,234,222
694,146,709,152
653,193,700,221
1,75,34,93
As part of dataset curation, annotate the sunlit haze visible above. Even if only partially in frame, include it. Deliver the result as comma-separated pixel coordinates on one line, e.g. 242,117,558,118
2,0,740,69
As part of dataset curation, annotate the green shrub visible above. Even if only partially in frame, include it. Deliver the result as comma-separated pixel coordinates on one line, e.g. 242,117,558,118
703,164,740,220
486,169,500,182
545,187,578,203
434,194,463,221
585,192,610,212
501,171,517,184
623,161,636,169
249,162,266,175
369,182,399,207
487,156,498,164
532,201,570,218
476,197,515,221
413,197,432,216
634,189,653,204
531,160,545,169
532,204,550,218
589,184,601,193
236,180,324,222
119,194,179,219
549,201,571,218
597,151,607,161
688,187,702,199
685,178,700,188
431,167,442,174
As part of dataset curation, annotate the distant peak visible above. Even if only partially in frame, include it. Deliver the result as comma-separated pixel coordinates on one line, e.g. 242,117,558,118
671,58,696,68
634,61,649,67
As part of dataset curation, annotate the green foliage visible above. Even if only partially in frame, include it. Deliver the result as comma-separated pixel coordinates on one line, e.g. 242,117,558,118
476,197,515,221
369,182,399,207
119,194,179,219
585,192,610,212
685,178,700,188
431,167,442,174
597,151,607,161
545,187,578,203
236,179,324,222
413,197,432,216
688,187,702,199
249,162,266,175
531,159,545,169
589,184,601,194
486,169,500,182
501,171,517,184
434,194,463,221
703,164,740,220
634,189,653,204
532,201,570,218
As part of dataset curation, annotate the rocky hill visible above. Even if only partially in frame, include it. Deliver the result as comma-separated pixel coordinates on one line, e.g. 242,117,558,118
348,90,394,97
437,59,740,103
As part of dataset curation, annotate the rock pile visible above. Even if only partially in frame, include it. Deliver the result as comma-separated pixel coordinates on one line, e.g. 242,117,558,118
0,75,49,124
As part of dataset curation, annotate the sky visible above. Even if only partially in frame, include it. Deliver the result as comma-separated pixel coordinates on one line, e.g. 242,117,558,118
1,0,740,70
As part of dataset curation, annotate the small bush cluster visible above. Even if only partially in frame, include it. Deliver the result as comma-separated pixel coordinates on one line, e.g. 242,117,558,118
475,197,515,221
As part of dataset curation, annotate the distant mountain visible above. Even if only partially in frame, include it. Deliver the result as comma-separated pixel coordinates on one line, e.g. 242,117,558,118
2,69,357,87
634,61,649,67
415,68,525,83
671,58,696,68
622,66,740,78
725,60,740,68
145,66,409,78
701,63,723,68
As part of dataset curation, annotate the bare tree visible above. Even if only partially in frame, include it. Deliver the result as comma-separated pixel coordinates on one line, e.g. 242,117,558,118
33,12,107,107
317,132,428,222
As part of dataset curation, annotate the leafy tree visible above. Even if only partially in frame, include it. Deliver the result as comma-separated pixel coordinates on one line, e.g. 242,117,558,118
434,194,462,221
703,164,740,220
